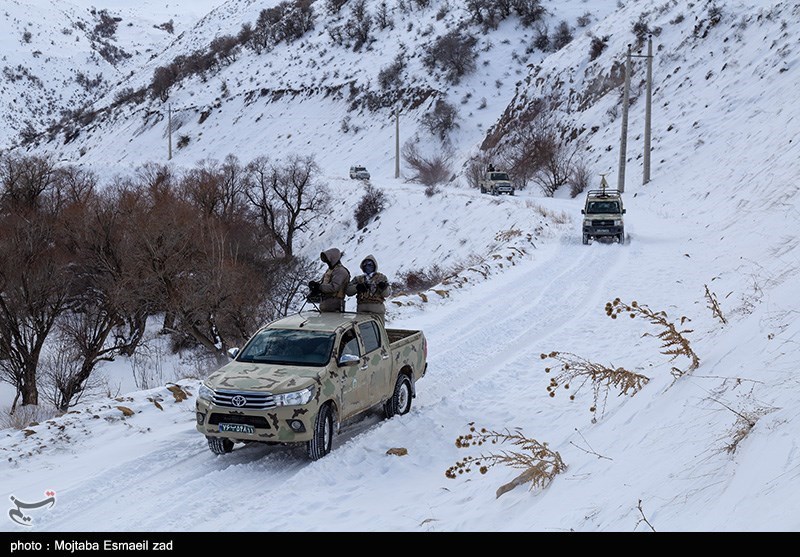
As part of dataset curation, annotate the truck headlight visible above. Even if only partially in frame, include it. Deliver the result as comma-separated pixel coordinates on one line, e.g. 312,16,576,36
275,385,315,407
199,383,214,402
614,219,622,226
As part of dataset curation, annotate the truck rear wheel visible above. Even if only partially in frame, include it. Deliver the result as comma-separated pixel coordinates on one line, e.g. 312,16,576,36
306,403,334,461
384,374,412,419
207,436,234,455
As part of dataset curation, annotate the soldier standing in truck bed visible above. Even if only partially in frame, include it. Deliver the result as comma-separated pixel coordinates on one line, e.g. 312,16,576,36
308,248,351,312
346,254,391,324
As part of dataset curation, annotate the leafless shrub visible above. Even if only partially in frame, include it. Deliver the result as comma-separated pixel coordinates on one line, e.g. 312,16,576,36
532,23,549,51
526,201,570,224
569,160,591,198
423,30,478,84
112,86,146,107
392,265,448,295
445,423,567,498
577,11,592,27
130,339,166,391
354,182,387,229
542,351,649,421
22,30,32,44
551,20,573,50
606,298,700,378
402,142,452,187
421,99,459,141
589,34,609,61
325,0,349,14
0,404,58,430
93,10,120,38
155,19,174,34
378,53,406,90
632,14,650,49
704,284,727,325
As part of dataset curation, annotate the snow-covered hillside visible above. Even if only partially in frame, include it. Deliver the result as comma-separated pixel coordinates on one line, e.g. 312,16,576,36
2,0,800,532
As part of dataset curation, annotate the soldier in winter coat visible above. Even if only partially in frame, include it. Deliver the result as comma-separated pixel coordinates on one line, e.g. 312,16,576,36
308,248,351,312
346,254,391,324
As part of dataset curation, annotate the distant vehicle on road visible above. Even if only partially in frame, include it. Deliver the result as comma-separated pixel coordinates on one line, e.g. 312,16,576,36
479,166,514,196
349,165,370,180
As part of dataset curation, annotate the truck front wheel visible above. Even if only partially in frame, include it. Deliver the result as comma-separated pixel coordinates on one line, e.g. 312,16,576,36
307,403,334,461
207,436,234,455
384,374,412,419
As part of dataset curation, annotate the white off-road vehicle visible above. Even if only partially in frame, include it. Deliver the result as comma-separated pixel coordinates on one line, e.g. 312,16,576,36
581,188,625,244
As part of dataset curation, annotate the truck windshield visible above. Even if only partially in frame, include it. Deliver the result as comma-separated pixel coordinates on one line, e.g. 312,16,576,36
237,329,335,367
587,201,620,214
491,173,509,181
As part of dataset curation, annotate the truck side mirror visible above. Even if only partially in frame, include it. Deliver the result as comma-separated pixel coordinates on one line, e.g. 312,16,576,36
622,209,626,214
581,209,585,214
227,347,239,360
338,353,360,367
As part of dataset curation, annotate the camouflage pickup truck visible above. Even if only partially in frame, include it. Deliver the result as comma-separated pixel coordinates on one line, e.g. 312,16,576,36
196,311,427,460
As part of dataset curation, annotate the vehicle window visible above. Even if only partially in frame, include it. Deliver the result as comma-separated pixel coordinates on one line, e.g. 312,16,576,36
237,329,335,366
491,173,509,181
587,201,619,214
358,321,381,354
338,328,361,361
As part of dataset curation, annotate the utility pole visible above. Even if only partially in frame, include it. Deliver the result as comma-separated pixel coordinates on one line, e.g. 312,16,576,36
618,44,632,193
642,35,653,185
167,103,173,161
394,107,400,179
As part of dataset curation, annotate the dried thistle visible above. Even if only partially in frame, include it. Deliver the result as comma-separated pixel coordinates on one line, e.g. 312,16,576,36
543,351,649,420
704,284,727,325
606,298,700,379
445,423,567,498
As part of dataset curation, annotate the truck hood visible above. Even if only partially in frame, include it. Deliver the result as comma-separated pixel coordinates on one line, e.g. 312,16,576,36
584,212,623,220
205,360,321,394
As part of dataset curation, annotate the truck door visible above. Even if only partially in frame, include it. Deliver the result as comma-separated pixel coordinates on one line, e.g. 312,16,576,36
336,327,370,418
358,320,392,403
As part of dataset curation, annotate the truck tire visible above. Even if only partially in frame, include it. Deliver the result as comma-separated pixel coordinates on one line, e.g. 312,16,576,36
207,436,234,455
384,374,412,419
582,234,589,245
618,232,625,244
306,403,334,461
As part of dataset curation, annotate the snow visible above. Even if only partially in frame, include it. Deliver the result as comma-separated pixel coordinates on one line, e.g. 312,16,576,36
2,0,800,533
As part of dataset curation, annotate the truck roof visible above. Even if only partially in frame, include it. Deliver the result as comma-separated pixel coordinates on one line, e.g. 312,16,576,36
266,311,377,333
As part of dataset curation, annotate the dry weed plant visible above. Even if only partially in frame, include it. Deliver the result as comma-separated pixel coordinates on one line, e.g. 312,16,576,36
541,351,650,421
445,423,567,498
712,396,775,455
606,298,700,379
704,284,727,324
525,200,570,224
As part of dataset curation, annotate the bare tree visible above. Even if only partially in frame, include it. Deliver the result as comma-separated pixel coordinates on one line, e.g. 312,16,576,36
0,155,72,408
245,154,330,259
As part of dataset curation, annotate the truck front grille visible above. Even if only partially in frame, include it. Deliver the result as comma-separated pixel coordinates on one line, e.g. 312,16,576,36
591,219,615,227
212,388,276,410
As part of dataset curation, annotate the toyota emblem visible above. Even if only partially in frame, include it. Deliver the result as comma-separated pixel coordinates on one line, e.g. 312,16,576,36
231,395,247,407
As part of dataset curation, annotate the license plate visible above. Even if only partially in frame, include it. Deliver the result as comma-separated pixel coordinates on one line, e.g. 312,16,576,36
596,229,609,233
219,423,255,434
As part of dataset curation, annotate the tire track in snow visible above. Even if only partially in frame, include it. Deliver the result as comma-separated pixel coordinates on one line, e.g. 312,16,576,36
415,234,629,405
